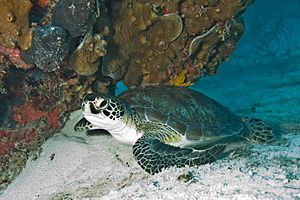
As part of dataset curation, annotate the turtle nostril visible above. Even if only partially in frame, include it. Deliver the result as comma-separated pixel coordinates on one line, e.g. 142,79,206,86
81,102,88,110
84,93,97,101
90,102,101,114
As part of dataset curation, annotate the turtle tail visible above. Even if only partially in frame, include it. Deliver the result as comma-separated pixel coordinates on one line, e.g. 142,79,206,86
133,134,226,174
240,117,274,143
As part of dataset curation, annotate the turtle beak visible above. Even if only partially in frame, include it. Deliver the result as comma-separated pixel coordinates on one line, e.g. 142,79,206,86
82,101,90,113
82,101,101,114
89,102,101,114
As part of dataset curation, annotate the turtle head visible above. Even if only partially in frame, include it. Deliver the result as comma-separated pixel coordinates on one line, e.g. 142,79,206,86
81,93,127,130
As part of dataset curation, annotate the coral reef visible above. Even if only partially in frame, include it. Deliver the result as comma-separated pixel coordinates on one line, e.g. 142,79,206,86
0,47,33,69
101,0,156,81
0,0,32,50
69,31,107,76
0,0,253,194
52,0,97,38
0,126,48,192
20,26,70,72
37,0,48,8
0,128,38,157
13,102,60,129
0,80,6,95
0,66,78,192
100,0,252,87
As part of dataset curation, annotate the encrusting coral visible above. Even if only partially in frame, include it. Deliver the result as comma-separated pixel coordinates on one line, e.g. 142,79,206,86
69,31,107,76
0,0,32,50
0,46,33,69
100,0,253,88
101,0,156,80
37,0,48,8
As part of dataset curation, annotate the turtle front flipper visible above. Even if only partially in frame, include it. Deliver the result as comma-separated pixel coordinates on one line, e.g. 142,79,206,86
74,118,98,131
133,134,226,174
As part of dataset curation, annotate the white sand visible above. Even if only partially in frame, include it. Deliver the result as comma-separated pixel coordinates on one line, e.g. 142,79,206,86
0,110,299,200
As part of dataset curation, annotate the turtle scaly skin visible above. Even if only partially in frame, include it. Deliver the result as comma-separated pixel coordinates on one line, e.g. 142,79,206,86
75,86,274,174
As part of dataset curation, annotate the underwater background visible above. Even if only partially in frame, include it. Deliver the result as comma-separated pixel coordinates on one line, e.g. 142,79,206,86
0,0,299,199
115,0,300,128
192,0,300,126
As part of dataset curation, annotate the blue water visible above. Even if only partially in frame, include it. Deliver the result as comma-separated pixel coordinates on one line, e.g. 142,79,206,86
190,0,300,124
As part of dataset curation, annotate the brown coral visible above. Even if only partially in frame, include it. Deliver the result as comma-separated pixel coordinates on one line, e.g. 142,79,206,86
101,0,156,80
127,12,184,86
102,0,252,88
0,0,32,50
69,31,107,76
104,1,185,87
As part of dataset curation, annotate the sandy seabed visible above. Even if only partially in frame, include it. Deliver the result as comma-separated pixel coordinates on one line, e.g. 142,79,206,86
0,110,299,200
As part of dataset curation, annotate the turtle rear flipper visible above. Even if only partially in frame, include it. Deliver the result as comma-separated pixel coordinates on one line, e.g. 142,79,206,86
133,134,226,174
240,117,274,143
74,118,98,131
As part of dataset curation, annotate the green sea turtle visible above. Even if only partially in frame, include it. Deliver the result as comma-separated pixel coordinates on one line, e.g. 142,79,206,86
74,86,274,174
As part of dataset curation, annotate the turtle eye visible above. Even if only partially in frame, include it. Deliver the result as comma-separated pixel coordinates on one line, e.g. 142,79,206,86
84,93,97,101
99,100,108,108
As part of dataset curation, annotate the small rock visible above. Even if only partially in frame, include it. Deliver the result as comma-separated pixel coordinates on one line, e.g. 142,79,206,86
52,0,97,38
21,25,70,72
177,171,199,183
248,170,257,177
283,179,289,184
